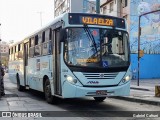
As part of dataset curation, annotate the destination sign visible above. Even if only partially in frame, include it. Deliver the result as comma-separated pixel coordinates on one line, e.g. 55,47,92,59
81,17,114,26
68,13,125,28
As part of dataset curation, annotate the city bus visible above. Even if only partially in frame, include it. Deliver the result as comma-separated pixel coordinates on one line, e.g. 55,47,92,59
8,13,131,103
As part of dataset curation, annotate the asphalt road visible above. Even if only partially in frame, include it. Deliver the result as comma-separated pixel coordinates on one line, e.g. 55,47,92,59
2,74,160,120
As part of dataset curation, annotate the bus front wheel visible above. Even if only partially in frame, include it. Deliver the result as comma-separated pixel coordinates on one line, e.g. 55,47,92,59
44,79,58,104
94,97,106,102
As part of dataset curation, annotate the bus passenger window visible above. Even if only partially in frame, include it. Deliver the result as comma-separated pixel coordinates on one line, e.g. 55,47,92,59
18,44,23,59
45,29,50,42
9,49,12,61
29,47,34,57
42,42,52,55
35,46,41,56
48,41,52,54
35,35,38,45
30,37,35,47
15,45,18,60
49,28,52,40
42,43,48,55
29,37,35,57
42,31,45,43
11,47,14,61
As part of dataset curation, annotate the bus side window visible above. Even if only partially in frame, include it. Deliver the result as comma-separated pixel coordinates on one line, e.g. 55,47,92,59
34,35,41,56
48,40,52,54
9,48,11,61
48,28,52,54
42,43,48,55
14,46,17,60
42,31,47,55
18,43,23,59
42,28,52,55
35,46,41,56
29,37,35,57
11,47,14,61
15,45,19,60
13,46,15,60
46,29,52,54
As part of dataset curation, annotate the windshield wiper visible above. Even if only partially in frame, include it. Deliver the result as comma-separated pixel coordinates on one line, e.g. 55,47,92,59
83,24,98,54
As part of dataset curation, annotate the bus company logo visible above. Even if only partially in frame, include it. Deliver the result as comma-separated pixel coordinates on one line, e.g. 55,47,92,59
87,81,99,84
99,74,104,78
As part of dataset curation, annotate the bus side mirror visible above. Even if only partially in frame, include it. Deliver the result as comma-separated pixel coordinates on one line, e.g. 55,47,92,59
59,29,67,42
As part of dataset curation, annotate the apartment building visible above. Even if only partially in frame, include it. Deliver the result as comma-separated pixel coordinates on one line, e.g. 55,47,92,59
100,0,120,17
100,0,130,30
0,41,9,54
0,41,9,67
54,0,96,17
83,0,96,13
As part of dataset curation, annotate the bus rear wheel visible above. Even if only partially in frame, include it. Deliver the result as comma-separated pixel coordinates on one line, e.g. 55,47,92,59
94,97,106,102
44,79,58,104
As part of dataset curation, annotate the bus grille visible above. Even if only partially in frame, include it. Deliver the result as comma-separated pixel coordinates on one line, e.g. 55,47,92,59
82,72,118,79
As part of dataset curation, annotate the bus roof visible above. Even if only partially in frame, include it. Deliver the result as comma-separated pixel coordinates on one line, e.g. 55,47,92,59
10,12,126,47
24,12,126,37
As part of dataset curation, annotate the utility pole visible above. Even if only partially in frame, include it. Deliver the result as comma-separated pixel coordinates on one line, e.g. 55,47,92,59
137,9,160,86
137,16,141,86
96,0,100,14
37,12,43,27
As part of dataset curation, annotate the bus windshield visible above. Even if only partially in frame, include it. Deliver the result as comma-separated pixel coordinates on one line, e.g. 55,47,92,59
64,27,130,68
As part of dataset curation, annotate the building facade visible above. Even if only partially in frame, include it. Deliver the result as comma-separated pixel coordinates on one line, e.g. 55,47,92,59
83,0,96,13
54,0,96,17
100,0,160,79
100,0,130,31
0,41,9,67
130,0,160,79
100,0,121,17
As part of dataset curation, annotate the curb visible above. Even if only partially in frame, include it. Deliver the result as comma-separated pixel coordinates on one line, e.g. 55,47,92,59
4,94,18,97
112,96,160,106
130,87,150,91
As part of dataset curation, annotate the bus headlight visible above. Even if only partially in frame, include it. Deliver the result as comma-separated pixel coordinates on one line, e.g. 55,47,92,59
122,75,131,83
64,75,77,84
125,76,130,81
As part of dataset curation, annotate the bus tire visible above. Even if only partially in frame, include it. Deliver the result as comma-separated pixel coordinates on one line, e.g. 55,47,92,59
94,97,106,102
16,74,24,91
44,79,58,104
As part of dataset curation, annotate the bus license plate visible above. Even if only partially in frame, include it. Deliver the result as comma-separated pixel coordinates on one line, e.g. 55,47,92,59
96,90,107,95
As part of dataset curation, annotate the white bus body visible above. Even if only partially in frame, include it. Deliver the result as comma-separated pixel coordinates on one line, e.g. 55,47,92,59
9,13,132,103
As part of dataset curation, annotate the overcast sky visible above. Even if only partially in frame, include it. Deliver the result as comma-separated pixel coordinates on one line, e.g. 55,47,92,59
0,0,54,43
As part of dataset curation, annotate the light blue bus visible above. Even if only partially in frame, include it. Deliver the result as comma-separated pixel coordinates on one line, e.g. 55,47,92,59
8,13,131,103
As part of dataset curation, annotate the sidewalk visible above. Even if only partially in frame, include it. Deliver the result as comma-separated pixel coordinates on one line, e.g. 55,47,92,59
114,79,160,106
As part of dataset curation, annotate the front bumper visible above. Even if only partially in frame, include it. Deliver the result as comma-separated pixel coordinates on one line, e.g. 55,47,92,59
62,81,130,98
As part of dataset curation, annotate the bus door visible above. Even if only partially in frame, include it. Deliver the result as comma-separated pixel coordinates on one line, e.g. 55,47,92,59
24,42,29,87
53,28,62,95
